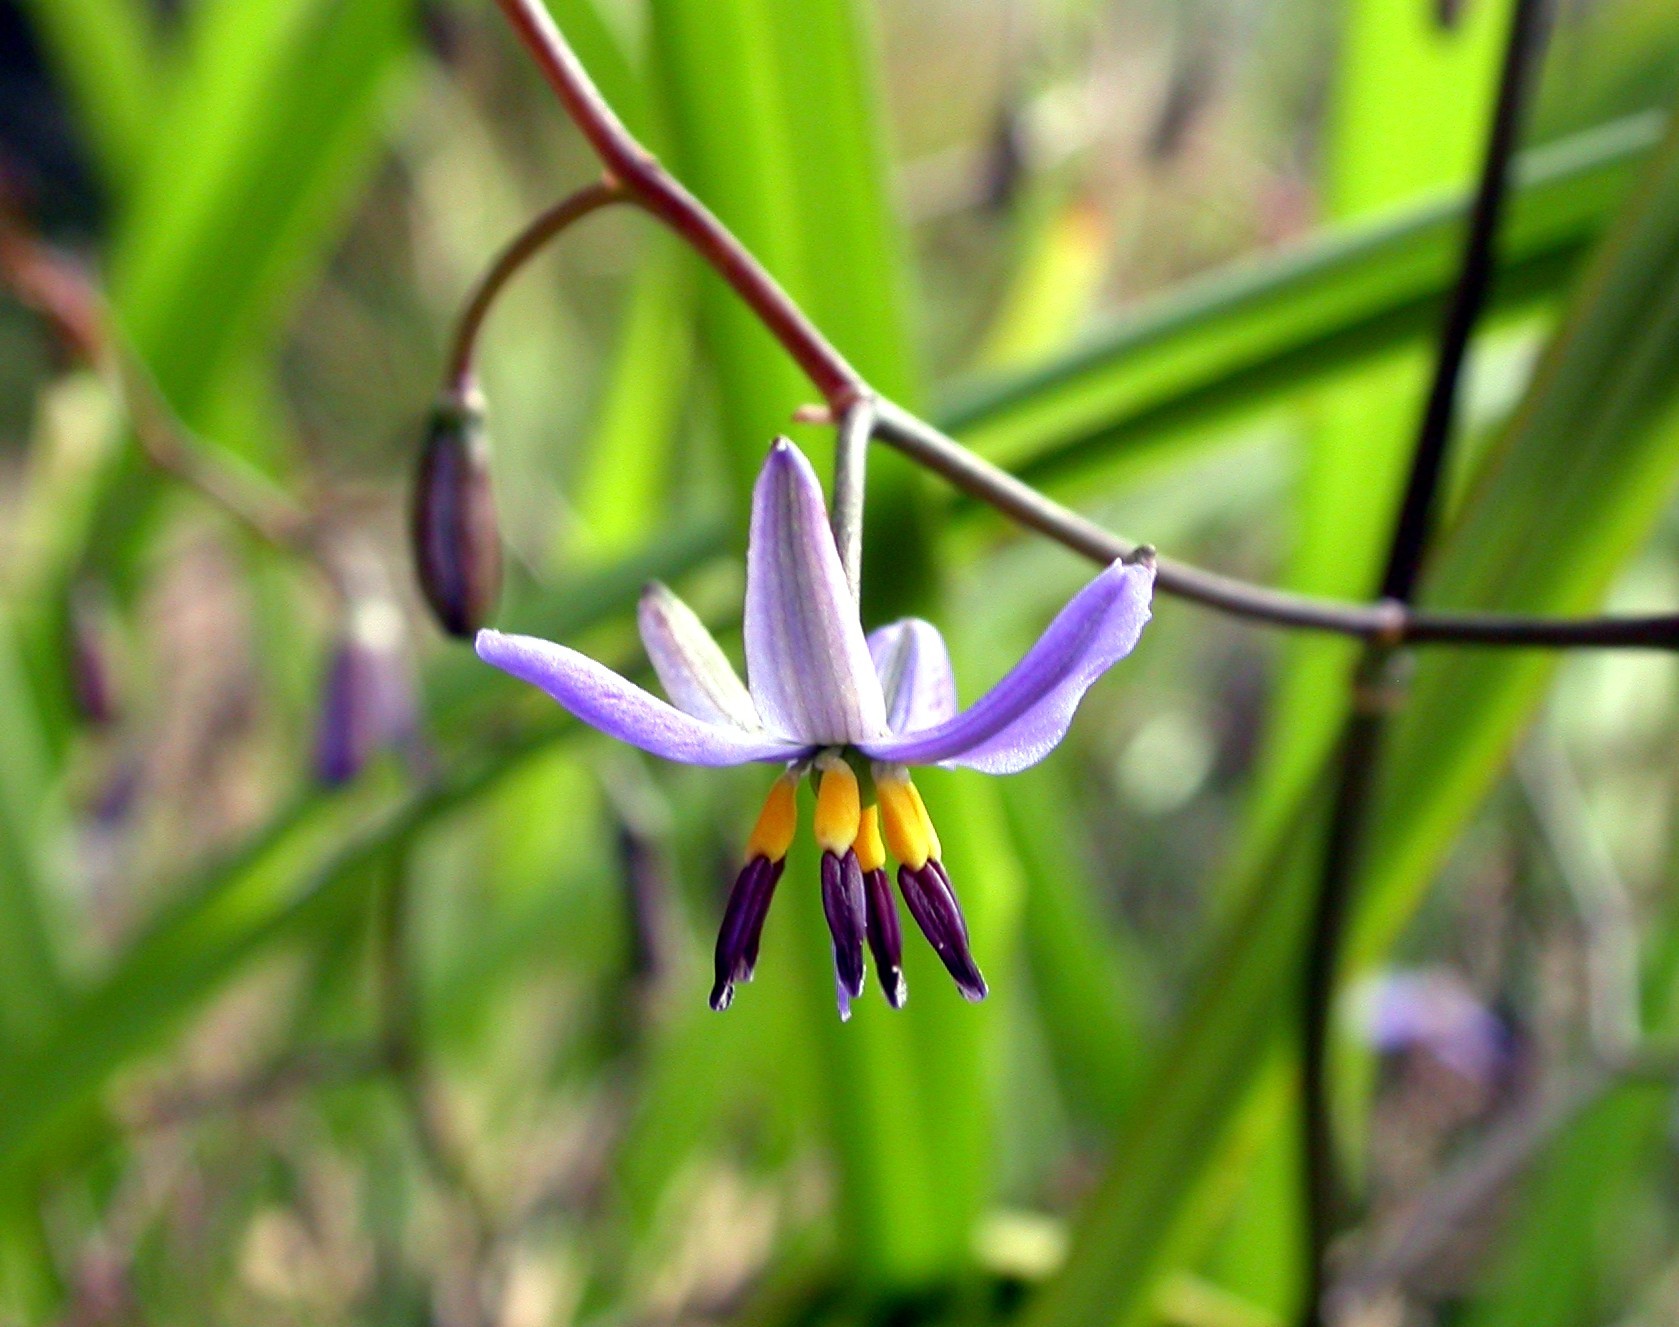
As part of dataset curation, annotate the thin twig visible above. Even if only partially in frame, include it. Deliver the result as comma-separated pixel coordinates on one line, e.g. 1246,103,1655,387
1297,3,1553,1323
0,217,318,556
830,395,877,601
491,0,861,406
481,0,1679,655
375,845,498,1324
1335,1066,1606,1312
127,1041,392,1131
873,401,1679,648
1518,733,1641,1062
445,178,627,394
1337,1040,1679,1312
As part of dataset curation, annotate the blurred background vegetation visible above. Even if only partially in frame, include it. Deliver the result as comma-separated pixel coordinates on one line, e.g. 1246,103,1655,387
2,0,1679,1324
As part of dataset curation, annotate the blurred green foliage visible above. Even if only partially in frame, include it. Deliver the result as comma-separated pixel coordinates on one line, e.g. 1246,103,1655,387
3,1,1679,1325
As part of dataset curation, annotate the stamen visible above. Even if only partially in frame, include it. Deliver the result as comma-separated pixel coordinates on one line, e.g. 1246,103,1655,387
863,860,906,1009
813,755,861,855
875,768,934,869
899,859,987,1002
711,855,785,1011
821,849,868,1020
904,780,942,862
745,772,799,863
854,805,886,873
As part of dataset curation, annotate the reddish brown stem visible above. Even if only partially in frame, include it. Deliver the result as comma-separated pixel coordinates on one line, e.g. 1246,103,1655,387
490,0,861,406
484,0,1679,656
446,178,627,393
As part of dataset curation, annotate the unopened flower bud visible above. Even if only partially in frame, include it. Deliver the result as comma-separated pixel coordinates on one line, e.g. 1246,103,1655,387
66,585,119,728
411,392,501,638
314,594,420,787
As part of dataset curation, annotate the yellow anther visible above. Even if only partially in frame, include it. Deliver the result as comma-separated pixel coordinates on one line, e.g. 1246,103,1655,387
814,756,861,855
854,805,886,873
745,773,799,862
876,772,933,870
906,780,942,862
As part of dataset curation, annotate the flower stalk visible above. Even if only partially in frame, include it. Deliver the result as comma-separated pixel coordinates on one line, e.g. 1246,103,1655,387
480,0,1679,656
1297,1,1555,1322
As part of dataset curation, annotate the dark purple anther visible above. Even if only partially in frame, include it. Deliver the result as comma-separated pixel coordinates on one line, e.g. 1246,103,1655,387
821,850,868,1019
711,855,784,1011
412,392,501,638
862,866,905,1009
898,860,987,1002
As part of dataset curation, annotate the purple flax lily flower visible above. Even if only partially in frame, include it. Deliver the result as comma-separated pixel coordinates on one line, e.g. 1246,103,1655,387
476,438,1154,1017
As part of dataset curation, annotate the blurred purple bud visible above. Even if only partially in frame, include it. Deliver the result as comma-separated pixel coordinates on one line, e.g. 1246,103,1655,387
1435,0,1468,30
1146,45,1214,165
980,103,1029,215
412,393,501,638
67,585,119,727
1356,968,1510,1088
314,595,421,787
616,819,669,989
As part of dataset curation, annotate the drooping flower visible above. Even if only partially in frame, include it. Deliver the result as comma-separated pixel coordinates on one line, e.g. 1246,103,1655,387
476,438,1154,1016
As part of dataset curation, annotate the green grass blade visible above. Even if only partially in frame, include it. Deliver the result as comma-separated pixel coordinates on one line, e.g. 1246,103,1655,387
112,0,415,445
0,605,67,1052
14,0,162,195
938,114,1660,486
1026,92,1679,1327
1003,763,1151,1126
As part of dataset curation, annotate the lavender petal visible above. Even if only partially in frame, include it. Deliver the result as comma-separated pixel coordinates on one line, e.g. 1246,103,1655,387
860,560,1153,773
743,439,888,745
868,619,958,734
638,582,760,729
477,630,806,767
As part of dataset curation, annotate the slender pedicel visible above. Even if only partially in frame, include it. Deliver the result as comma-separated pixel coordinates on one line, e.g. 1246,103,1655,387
711,772,798,1011
815,755,867,1017
877,766,987,1002
856,805,906,1008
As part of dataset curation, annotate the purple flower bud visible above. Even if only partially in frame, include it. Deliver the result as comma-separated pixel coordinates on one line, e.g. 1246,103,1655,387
821,850,868,1020
616,821,669,989
67,587,119,727
898,859,987,1002
863,866,905,1009
980,104,1027,215
1357,968,1511,1089
412,394,501,638
711,855,784,1012
313,596,420,787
